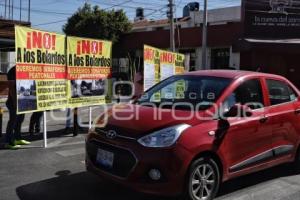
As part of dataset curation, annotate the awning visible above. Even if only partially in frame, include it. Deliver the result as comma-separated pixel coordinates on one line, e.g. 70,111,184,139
233,38,300,53
244,38,300,44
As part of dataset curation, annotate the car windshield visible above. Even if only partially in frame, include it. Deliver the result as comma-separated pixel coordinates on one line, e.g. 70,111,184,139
137,75,232,110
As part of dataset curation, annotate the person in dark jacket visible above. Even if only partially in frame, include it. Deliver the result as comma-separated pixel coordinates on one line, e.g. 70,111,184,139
5,66,30,150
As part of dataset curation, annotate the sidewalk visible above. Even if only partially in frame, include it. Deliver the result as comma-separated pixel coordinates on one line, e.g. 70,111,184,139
0,106,106,146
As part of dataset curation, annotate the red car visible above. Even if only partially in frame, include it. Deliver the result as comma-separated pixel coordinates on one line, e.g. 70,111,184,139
86,70,300,200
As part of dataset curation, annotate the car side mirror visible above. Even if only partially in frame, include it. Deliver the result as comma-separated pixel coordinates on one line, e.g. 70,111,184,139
224,104,253,118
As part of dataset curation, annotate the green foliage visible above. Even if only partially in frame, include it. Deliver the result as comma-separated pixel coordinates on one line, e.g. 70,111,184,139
63,3,132,42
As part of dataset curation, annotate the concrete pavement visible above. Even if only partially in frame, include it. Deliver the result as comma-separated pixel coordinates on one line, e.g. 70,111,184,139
0,106,300,200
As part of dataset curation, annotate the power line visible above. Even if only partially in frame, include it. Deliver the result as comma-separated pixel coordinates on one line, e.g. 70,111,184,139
33,19,67,26
104,0,132,10
0,2,73,16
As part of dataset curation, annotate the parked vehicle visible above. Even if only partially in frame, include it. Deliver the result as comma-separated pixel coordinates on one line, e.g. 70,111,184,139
86,70,300,200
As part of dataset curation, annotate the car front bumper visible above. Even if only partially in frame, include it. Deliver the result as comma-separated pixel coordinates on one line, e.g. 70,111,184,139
85,132,192,196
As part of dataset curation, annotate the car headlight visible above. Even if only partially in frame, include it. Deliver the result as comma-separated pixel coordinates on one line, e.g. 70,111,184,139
138,124,191,148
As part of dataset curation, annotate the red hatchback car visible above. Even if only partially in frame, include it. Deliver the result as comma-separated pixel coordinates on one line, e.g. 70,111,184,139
86,70,300,200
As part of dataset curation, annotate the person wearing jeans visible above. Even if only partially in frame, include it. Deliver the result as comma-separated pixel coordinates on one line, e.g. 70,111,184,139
5,66,31,150
29,111,43,135
5,101,25,147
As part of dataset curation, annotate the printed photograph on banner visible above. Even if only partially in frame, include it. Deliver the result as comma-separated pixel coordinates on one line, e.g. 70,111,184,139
16,80,37,111
67,36,112,108
15,26,67,114
143,45,160,92
71,79,105,98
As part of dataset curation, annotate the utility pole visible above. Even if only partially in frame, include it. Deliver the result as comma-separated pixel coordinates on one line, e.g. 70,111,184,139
201,0,208,70
8,0,10,19
28,0,31,22
168,0,175,52
5,0,7,19
11,0,14,20
19,0,21,21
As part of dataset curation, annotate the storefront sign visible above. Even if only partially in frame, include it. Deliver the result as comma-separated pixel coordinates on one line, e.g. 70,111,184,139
67,36,112,108
243,0,300,38
15,26,67,114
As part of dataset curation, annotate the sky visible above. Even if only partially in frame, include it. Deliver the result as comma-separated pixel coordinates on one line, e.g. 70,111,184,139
1,0,241,33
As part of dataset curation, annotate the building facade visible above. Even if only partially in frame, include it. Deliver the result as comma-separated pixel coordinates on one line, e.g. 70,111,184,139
116,0,300,88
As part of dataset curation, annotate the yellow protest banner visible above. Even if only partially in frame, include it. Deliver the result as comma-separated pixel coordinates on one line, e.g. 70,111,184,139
67,36,112,108
175,53,185,75
160,50,176,80
15,26,67,114
143,45,160,92
175,53,186,99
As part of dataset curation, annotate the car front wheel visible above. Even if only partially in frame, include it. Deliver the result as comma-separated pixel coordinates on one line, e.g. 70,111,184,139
294,148,300,173
187,157,220,200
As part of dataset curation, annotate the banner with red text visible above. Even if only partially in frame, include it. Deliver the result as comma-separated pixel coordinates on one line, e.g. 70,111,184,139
143,45,160,91
143,45,186,93
15,26,67,114
160,50,176,81
67,36,112,108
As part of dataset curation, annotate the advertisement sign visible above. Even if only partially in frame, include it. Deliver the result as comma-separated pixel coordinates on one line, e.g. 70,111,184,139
67,36,112,108
15,26,67,114
143,45,160,91
243,0,300,38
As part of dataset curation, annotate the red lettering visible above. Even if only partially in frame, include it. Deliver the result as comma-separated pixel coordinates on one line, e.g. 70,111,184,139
144,49,154,60
82,40,90,54
77,41,81,55
28,31,57,50
26,32,31,49
98,42,103,55
43,33,51,49
91,41,98,54
52,35,56,50
32,31,42,49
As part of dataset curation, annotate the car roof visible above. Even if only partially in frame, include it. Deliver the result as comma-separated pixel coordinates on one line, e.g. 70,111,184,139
183,70,283,80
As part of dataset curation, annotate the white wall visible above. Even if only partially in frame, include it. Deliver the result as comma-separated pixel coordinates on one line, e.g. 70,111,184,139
230,47,240,70
195,47,211,70
0,51,16,73
189,6,241,27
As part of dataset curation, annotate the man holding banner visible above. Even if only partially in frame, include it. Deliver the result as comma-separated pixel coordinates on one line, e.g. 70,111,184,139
5,66,30,150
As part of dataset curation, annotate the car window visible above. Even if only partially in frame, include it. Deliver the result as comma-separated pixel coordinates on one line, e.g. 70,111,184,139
138,76,232,110
266,79,298,106
223,79,264,112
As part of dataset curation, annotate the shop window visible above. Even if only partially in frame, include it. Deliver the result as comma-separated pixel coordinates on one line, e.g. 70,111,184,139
210,48,230,69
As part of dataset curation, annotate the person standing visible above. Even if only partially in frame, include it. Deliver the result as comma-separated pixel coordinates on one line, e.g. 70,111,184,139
29,111,43,135
5,66,30,150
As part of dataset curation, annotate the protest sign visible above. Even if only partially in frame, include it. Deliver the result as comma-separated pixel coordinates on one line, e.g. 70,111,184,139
67,36,112,108
143,45,186,100
15,26,67,114
175,53,185,75
143,45,160,91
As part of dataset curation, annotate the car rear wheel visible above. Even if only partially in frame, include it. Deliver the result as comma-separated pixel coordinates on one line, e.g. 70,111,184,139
186,157,220,200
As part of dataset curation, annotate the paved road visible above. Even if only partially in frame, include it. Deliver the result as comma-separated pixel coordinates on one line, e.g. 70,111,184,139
0,106,300,200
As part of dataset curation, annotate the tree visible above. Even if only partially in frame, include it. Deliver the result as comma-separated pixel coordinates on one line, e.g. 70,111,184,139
63,3,132,42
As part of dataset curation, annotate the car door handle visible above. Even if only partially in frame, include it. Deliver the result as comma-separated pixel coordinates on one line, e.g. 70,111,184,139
259,116,269,123
295,109,300,115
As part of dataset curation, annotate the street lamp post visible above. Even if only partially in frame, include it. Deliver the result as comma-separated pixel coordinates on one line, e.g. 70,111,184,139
201,0,208,70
